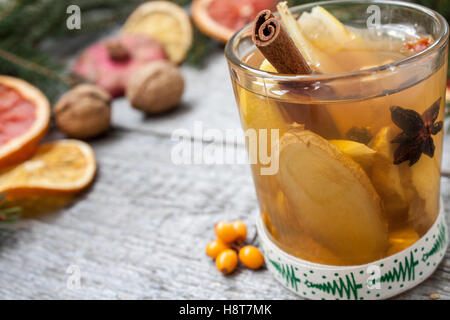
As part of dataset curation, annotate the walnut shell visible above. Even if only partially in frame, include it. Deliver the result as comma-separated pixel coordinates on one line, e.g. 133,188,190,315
54,84,111,139
126,61,184,114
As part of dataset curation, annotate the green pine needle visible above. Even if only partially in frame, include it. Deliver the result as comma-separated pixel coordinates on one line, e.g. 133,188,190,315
186,26,217,67
0,193,21,226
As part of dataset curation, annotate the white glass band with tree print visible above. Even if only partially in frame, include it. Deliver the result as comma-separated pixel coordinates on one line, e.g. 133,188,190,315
256,200,447,300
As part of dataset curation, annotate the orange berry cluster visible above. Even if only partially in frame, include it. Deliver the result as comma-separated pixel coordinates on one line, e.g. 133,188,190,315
206,220,264,274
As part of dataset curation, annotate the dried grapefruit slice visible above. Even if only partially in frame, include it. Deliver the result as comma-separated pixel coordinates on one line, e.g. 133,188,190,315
122,1,193,64
192,0,277,43
0,76,50,168
0,140,96,198
404,155,441,234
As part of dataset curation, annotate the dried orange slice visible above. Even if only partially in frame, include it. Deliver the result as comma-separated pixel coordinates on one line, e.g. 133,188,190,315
0,76,50,168
122,1,193,64
0,140,96,198
192,0,277,43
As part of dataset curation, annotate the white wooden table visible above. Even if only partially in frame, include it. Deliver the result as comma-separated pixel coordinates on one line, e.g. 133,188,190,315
0,51,449,299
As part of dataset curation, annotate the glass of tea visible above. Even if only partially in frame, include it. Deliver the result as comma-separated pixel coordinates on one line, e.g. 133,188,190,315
225,0,448,269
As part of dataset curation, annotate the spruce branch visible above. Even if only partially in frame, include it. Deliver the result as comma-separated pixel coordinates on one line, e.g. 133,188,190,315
0,48,77,86
0,193,21,227
186,25,217,67
0,0,447,103
0,0,210,101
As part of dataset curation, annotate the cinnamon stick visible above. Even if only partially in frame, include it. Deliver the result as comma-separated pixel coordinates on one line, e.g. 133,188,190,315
251,9,341,139
252,10,311,75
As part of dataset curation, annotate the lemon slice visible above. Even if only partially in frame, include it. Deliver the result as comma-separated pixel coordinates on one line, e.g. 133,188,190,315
239,59,290,135
329,139,376,172
122,1,193,64
240,60,289,211
0,140,96,197
259,59,277,73
299,5,387,72
298,6,357,53
277,2,340,73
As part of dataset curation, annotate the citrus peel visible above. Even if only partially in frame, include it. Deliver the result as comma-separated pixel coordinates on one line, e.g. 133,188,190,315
0,76,50,168
122,1,193,64
0,140,96,198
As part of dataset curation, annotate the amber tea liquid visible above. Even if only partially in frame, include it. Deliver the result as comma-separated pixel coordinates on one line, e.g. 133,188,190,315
233,26,447,266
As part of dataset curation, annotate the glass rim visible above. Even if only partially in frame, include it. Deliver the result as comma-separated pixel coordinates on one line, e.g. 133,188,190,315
224,0,449,82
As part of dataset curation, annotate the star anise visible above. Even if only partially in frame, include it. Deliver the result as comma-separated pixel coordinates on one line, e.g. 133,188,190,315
390,97,443,166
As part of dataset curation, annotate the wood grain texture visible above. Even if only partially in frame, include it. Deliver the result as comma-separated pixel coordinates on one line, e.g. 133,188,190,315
0,52,449,300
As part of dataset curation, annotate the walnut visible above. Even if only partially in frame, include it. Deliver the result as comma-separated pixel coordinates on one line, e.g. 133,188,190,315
54,84,111,139
126,61,184,114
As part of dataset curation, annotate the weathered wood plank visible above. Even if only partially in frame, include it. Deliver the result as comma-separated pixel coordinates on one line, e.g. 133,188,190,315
111,52,242,141
0,128,448,299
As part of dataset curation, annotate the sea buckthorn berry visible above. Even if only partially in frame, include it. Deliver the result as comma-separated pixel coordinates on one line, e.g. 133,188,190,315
216,249,238,275
238,246,264,270
232,220,247,241
214,221,238,243
206,240,229,259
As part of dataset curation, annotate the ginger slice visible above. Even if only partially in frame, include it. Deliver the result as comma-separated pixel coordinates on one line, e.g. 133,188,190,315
410,155,440,223
404,155,441,234
276,128,389,264
239,86,289,135
369,127,409,222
